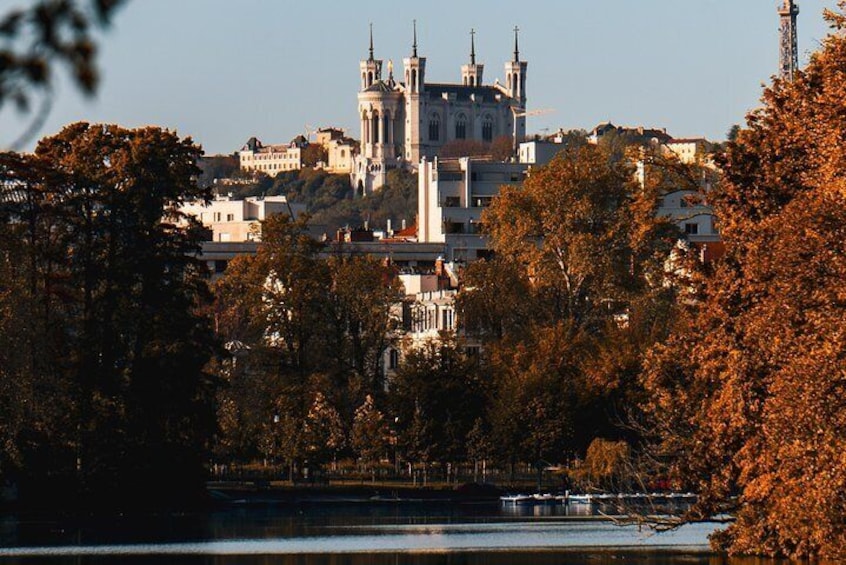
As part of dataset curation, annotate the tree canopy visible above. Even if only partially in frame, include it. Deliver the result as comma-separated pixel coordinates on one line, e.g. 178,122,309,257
642,7,846,559
0,122,216,509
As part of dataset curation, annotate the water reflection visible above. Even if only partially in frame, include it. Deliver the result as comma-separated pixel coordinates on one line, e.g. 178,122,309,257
0,503,802,565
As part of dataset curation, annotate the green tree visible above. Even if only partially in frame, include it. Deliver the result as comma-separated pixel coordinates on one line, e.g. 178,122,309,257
351,394,388,480
390,338,485,475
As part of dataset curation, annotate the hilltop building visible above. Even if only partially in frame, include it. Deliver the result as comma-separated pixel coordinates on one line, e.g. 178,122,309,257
239,137,306,176
315,127,357,174
353,24,529,194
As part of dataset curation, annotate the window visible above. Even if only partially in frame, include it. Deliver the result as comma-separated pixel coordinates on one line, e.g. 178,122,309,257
226,214,234,221
443,196,460,207
482,117,493,142
214,260,228,274
684,223,699,235
389,349,399,370
214,212,221,222
428,116,440,141
455,115,467,140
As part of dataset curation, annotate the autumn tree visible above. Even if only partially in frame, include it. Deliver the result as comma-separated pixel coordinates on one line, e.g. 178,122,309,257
0,123,216,508
471,143,682,464
642,7,846,559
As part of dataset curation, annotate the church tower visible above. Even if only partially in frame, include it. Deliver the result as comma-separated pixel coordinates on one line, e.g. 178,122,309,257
504,26,527,104
461,29,484,86
360,24,382,90
403,20,426,163
778,0,799,80
504,26,528,148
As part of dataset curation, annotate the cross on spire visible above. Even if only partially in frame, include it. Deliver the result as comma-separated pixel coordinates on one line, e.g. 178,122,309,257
513,26,520,62
470,28,476,65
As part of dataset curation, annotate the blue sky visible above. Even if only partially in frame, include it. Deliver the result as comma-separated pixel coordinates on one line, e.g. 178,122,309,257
0,0,837,154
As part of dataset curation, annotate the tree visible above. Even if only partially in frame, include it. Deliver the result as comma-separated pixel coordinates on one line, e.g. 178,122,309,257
642,7,846,559
326,254,403,402
351,395,388,480
0,1,126,149
0,123,216,508
390,338,485,475
472,142,683,469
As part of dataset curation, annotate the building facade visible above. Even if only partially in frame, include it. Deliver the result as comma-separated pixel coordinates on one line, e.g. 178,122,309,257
180,195,304,243
418,156,529,262
239,137,304,176
352,25,528,194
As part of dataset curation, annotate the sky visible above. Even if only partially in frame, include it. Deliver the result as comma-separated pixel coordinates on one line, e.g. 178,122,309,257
0,0,837,154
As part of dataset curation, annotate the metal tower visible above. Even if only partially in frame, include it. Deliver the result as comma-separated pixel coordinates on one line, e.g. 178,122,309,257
778,0,799,80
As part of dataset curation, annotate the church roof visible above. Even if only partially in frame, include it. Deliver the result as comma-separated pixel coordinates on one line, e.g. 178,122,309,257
425,83,505,104
364,80,400,93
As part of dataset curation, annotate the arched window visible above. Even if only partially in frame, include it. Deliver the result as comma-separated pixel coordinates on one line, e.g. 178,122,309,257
367,71,374,86
411,69,418,91
372,111,380,144
455,114,467,140
428,115,440,141
506,74,512,90
482,115,493,142
469,76,475,87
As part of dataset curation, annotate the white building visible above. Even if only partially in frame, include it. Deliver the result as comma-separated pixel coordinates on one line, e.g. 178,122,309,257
657,190,720,243
179,195,304,243
353,25,528,193
518,139,565,164
239,137,303,176
418,156,528,263
663,138,713,165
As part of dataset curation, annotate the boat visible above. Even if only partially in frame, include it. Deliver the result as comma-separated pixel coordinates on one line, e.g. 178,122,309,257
531,493,557,504
567,494,593,504
499,494,534,505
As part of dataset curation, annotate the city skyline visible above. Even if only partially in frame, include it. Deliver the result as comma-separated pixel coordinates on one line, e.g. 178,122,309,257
0,0,837,154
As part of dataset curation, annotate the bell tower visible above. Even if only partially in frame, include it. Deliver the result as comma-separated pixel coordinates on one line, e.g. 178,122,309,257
404,20,426,163
461,29,484,86
360,24,382,90
504,26,527,104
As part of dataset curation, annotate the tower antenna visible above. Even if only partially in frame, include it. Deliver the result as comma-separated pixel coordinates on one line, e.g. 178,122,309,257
778,0,799,80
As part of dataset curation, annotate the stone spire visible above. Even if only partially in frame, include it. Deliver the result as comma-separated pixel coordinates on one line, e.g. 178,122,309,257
470,28,476,65
513,25,520,62
369,22,375,61
412,19,418,58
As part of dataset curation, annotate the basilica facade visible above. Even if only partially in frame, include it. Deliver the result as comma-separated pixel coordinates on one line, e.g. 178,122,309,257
352,26,528,193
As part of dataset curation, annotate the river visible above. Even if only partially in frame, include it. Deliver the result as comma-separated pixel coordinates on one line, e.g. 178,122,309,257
0,501,784,564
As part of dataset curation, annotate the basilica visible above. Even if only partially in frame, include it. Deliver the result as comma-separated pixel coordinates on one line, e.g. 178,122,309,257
352,25,528,193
